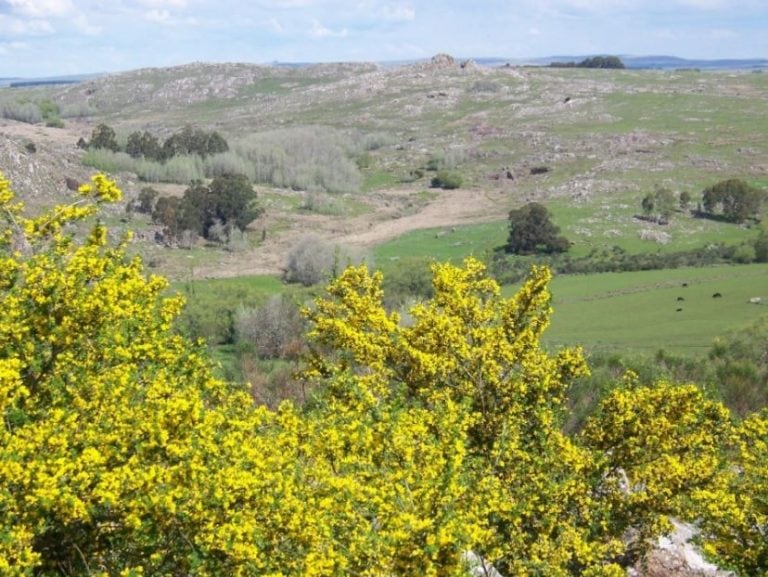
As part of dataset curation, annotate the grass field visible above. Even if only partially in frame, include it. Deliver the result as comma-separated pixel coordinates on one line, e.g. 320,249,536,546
542,263,768,354
373,220,508,269
172,274,285,310
175,260,768,363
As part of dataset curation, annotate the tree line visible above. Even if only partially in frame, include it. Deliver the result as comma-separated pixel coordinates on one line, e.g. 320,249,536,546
549,55,626,69
78,123,229,162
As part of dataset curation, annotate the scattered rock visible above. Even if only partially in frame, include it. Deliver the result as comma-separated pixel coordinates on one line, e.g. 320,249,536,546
430,53,456,68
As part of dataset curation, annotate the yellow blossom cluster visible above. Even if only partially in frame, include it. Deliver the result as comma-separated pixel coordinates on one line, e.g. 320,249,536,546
0,171,764,576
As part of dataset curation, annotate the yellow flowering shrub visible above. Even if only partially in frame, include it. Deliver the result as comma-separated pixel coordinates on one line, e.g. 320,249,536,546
582,381,733,564
0,173,334,576
305,260,665,575
1,170,758,576
694,408,768,575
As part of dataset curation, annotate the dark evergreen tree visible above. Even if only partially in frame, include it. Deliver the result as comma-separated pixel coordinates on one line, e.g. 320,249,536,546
89,123,119,152
506,202,570,255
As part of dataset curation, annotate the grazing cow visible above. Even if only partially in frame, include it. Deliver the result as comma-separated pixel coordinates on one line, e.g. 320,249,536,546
676,308,683,312
677,296,685,302
712,292,722,298
682,282,688,287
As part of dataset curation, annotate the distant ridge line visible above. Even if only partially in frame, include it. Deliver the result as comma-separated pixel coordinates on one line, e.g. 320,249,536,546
3,54,767,85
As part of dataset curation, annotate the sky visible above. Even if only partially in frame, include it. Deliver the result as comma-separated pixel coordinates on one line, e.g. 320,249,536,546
1,0,766,77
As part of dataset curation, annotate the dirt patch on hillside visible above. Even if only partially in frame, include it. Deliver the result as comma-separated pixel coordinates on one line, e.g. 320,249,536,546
193,185,508,279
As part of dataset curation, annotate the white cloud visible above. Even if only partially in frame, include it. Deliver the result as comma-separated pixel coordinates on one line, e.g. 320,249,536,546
528,26,541,35
73,12,102,35
709,27,734,39
144,8,171,22
268,16,284,32
256,0,316,7
675,0,725,8
0,40,28,55
377,4,415,22
310,18,348,38
6,0,72,17
0,14,53,34
142,7,198,25
135,0,187,7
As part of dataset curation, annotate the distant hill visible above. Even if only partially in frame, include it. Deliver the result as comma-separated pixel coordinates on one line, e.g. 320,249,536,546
0,73,105,89
490,55,768,71
0,78,23,88
472,54,768,70
622,55,768,70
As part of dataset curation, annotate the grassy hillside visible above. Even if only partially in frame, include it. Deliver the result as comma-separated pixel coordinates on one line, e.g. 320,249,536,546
2,57,767,370
544,263,768,354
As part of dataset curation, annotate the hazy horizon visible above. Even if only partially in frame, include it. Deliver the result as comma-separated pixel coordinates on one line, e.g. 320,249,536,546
1,1,766,78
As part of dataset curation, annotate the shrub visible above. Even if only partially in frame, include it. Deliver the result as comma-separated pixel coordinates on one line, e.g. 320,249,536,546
284,234,365,286
430,170,463,189
60,102,96,118
0,100,42,124
235,126,362,193
81,148,137,173
234,295,307,360
301,191,346,216
204,151,255,180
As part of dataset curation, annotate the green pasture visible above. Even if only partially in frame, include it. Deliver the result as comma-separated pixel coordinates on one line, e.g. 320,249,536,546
542,264,768,354
373,220,508,271
372,197,758,271
172,274,284,310
546,200,759,257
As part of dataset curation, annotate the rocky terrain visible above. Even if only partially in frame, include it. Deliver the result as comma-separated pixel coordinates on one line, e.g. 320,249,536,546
1,55,765,282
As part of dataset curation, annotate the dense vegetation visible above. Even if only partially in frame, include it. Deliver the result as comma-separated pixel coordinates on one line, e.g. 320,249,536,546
81,124,364,192
549,56,626,69
701,178,764,223
82,123,229,161
150,173,262,243
1,172,767,576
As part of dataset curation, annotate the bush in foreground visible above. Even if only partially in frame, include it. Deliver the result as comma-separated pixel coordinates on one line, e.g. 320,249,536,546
0,171,765,576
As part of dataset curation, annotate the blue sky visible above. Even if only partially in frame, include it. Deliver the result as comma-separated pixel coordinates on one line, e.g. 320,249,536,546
1,0,766,77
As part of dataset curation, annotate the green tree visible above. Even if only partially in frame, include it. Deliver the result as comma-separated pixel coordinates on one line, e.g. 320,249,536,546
151,194,182,235
702,178,763,223
88,123,119,152
207,173,261,232
754,226,768,262
654,185,676,224
640,186,676,223
135,186,158,214
161,125,229,160
206,130,229,156
154,174,261,241
126,130,162,160
641,193,655,217
506,202,570,254
679,190,692,211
